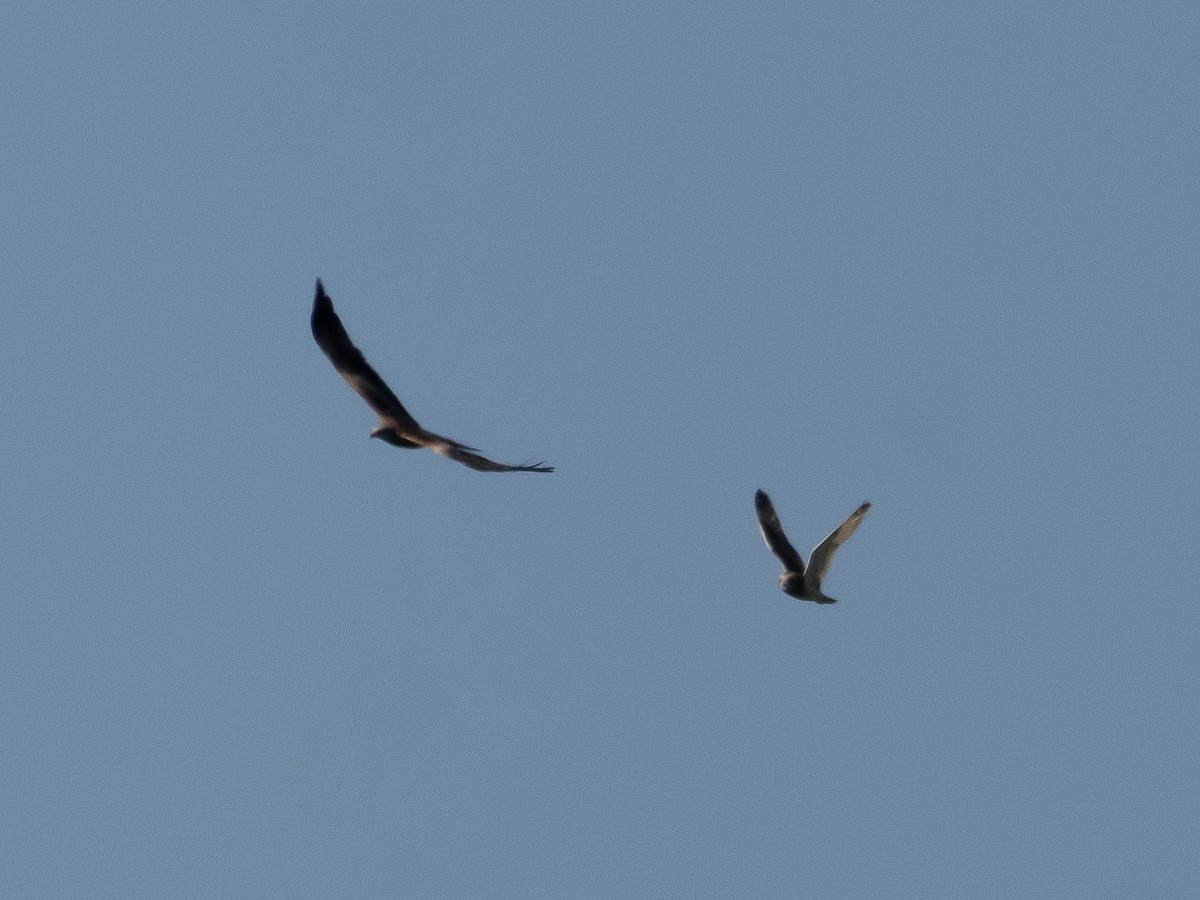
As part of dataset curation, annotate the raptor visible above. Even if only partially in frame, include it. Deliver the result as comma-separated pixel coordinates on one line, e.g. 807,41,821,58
754,490,869,603
311,279,553,473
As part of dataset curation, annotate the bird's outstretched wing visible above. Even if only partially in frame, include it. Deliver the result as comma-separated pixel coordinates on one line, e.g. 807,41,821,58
433,441,554,473
311,279,553,473
807,502,871,582
311,279,421,430
754,489,805,574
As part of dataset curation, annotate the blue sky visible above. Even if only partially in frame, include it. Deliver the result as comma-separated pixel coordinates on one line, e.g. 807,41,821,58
3,2,1198,897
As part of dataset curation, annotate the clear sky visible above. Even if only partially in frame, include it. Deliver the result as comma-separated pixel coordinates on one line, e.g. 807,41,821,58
3,2,1198,897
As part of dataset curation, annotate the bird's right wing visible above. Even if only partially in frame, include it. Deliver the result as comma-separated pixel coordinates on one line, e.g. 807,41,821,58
310,279,421,429
429,439,554,473
754,489,806,574
807,502,871,582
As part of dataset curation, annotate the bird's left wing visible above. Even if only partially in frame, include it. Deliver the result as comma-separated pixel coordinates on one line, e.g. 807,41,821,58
754,489,806,573
310,279,421,429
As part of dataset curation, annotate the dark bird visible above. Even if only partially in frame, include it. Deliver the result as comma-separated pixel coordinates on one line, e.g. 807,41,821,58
754,489,869,603
311,279,553,473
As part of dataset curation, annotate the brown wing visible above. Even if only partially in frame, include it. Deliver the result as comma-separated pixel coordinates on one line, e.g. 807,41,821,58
310,279,421,430
807,502,871,583
754,489,805,574
431,440,554,473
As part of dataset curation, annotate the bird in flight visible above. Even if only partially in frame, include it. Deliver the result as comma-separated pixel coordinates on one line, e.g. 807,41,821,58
311,279,553,473
754,489,869,603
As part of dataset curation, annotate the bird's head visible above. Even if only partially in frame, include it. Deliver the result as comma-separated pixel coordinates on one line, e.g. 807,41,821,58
779,572,807,599
370,425,421,449
370,425,401,445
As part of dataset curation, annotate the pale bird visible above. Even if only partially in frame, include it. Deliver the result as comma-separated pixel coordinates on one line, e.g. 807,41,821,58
754,489,869,603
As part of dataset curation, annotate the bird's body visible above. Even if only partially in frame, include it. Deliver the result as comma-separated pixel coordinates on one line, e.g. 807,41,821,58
311,279,553,473
754,489,869,604
778,571,836,604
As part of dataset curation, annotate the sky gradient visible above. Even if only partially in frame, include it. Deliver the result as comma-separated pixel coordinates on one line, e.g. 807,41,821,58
3,2,1198,897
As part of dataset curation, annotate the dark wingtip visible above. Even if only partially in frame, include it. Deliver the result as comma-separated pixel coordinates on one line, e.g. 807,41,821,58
311,280,338,346
754,488,769,505
312,280,334,327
